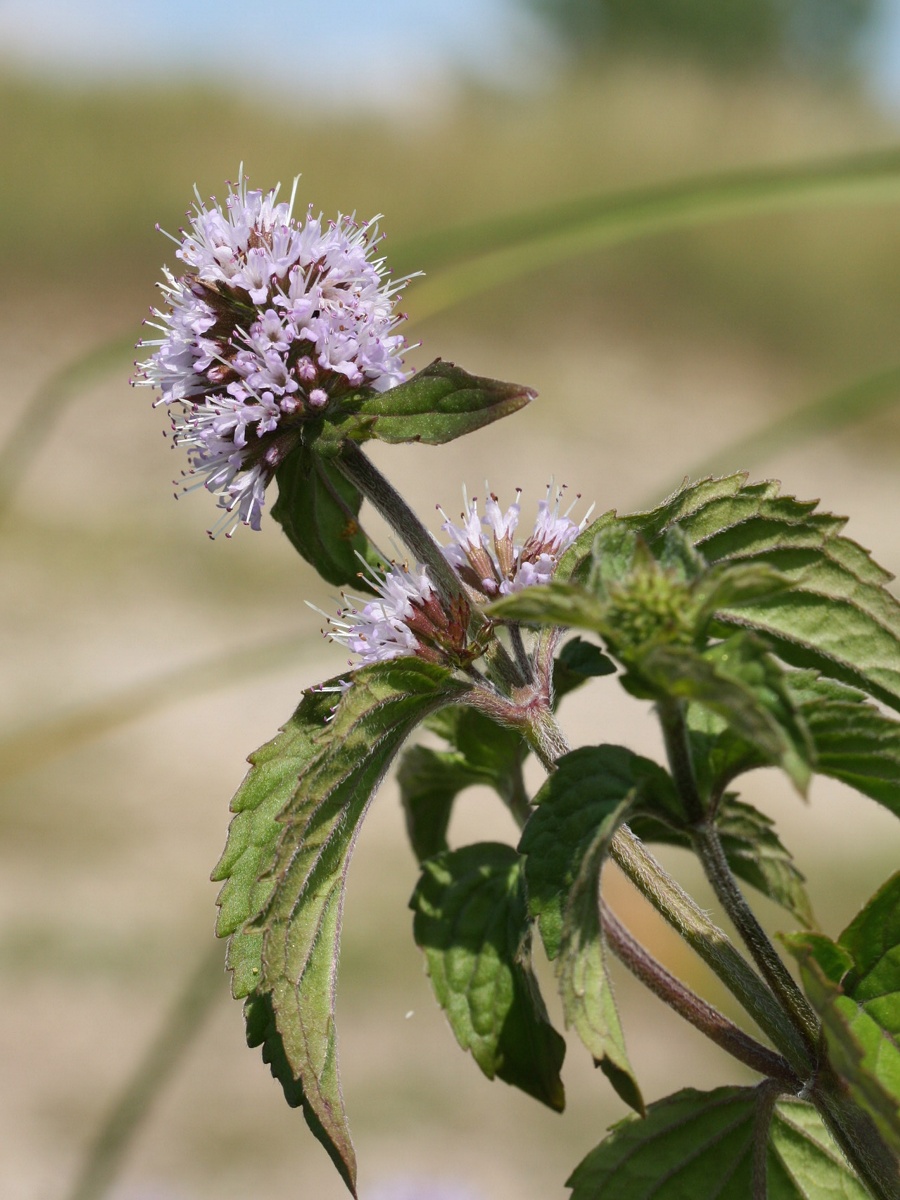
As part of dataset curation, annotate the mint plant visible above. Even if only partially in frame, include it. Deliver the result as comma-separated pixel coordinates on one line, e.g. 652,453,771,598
136,172,900,1199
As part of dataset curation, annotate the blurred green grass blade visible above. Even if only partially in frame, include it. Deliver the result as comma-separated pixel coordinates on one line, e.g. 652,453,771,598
0,631,312,788
65,940,223,1200
0,332,135,519
663,364,900,498
400,149,900,322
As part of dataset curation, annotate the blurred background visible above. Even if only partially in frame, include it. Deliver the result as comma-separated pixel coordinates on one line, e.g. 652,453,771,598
4,2,900,1198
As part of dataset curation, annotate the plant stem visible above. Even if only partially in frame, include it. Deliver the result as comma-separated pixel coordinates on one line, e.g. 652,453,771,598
608,827,812,1078
656,695,820,1060
693,822,820,1057
525,705,813,1077
814,1070,900,1200
657,697,706,824
335,441,466,607
602,902,799,1089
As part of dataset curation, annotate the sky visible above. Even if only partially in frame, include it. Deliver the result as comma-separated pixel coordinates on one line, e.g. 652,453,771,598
2,0,900,114
0,0,548,113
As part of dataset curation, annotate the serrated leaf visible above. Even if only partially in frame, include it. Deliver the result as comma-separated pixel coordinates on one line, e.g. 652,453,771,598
559,816,644,1115
486,579,608,630
326,359,535,446
626,473,900,714
639,636,813,795
785,674,900,820
248,659,469,1195
410,842,566,1110
211,682,338,997
631,794,815,926
567,1086,868,1200
841,873,900,1039
271,444,381,588
521,746,675,959
787,931,900,1159
520,745,674,1112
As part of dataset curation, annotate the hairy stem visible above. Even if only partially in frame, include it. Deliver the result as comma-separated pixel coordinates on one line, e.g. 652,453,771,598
657,697,705,824
335,441,466,606
608,827,812,1077
814,1071,900,1200
524,705,813,1076
602,902,799,1089
693,822,820,1057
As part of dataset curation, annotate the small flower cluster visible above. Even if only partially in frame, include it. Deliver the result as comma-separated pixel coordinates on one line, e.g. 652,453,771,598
328,486,590,667
135,170,413,535
327,562,471,668
440,485,591,598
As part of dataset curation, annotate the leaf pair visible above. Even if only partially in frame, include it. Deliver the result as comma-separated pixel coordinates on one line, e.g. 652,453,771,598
270,360,534,586
212,659,470,1195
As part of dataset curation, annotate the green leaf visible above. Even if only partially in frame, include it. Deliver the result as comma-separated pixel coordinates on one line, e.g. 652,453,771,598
486,579,609,631
638,636,813,795
785,674,900,820
553,636,617,705
271,445,381,588
786,929,900,1159
211,682,338,998
625,474,900,714
410,842,566,1110
841,873,900,1039
325,359,534,446
520,745,674,1112
398,744,488,863
559,817,644,1115
248,659,470,1194
631,794,815,927
567,1086,868,1200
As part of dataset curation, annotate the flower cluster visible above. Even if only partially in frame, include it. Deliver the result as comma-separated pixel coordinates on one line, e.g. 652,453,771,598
327,562,471,668
328,486,590,667
440,484,591,598
134,170,413,535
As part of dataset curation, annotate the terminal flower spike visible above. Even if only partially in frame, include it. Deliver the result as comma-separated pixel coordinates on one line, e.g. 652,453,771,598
134,169,414,535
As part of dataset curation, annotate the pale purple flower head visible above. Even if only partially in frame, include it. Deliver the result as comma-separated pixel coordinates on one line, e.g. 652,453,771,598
440,484,592,599
134,169,415,536
326,561,470,668
326,486,591,669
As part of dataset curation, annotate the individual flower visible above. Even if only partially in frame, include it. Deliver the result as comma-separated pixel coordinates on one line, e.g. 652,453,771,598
326,561,471,668
133,169,415,535
439,484,593,599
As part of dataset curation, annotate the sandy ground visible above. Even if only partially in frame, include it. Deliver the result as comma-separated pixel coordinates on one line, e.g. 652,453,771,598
2,302,900,1200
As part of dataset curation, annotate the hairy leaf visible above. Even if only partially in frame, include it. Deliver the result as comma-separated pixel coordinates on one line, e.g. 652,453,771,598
411,842,565,1110
636,636,813,794
785,674,900,820
631,794,814,926
567,1086,868,1199
271,445,380,589
520,745,674,1111
841,873,900,1039
212,683,338,997
786,890,900,1163
626,473,900,713
325,359,535,446
246,659,469,1194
